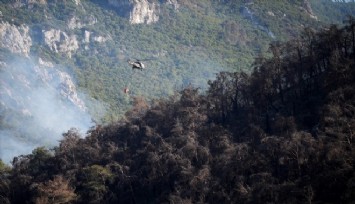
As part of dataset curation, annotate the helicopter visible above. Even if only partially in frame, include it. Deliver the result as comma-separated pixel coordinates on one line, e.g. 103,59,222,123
123,57,157,94
126,57,158,71
127,59,145,71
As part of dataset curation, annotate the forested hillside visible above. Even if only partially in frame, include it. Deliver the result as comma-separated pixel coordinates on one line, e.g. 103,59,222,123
3,0,355,163
1,18,354,204
1,0,354,121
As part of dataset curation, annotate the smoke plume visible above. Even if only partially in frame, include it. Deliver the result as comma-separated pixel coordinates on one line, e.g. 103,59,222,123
0,56,97,164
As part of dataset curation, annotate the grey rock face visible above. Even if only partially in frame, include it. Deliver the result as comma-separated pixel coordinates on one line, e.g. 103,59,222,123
42,29,79,58
67,15,97,30
108,0,160,24
0,22,32,56
0,57,91,164
129,0,160,24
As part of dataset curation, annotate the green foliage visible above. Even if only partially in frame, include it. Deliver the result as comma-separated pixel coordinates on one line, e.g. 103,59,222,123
2,21,355,203
0,160,10,204
1,0,353,121
0,160,10,172
75,165,114,203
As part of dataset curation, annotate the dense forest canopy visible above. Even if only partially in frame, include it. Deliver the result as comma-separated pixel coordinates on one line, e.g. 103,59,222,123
1,1,355,163
0,17,354,203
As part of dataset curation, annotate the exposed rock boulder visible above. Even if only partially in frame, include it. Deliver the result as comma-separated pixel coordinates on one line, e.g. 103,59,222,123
107,0,180,24
82,30,111,44
67,15,97,30
56,71,87,111
108,0,160,24
129,0,160,24
67,16,84,30
83,30,91,43
92,35,110,43
166,0,179,10
267,11,275,17
42,29,79,58
0,22,32,56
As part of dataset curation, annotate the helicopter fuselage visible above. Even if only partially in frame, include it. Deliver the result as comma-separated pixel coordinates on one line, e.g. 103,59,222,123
128,60,145,70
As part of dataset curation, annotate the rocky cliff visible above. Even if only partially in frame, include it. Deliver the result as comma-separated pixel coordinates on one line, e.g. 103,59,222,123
108,0,159,24
67,15,97,30
0,57,87,114
0,57,91,163
36,58,87,111
129,0,159,24
108,0,179,24
42,29,79,58
0,22,32,56
0,3,88,116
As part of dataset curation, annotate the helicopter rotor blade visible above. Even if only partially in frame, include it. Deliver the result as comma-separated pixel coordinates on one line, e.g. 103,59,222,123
134,57,157,62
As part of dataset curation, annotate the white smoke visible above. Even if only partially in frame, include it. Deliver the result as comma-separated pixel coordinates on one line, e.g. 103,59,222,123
0,56,97,164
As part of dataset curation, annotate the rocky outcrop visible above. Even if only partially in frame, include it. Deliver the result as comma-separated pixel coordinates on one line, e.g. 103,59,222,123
43,29,79,58
82,30,110,46
129,0,160,24
108,0,164,24
166,0,179,10
67,15,97,30
36,58,84,111
67,16,84,30
0,57,91,163
83,30,91,43
57,71,87,111
0,22,32,56
0,57,87,115
67,15,111,49
92,35,110,43
303,0,317,20
35,58,87,111
107,0,181,24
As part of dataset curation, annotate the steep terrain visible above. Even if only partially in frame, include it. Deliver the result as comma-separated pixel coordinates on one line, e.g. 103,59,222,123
0,0,354,162
0,20,354,203
0,55,93,163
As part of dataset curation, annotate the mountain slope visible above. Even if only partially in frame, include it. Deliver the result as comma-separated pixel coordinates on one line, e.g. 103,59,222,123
1,19,354,203
0,0,354,163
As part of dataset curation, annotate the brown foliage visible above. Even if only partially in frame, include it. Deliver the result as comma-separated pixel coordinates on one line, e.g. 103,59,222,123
33,175,76,204
2,20,355,204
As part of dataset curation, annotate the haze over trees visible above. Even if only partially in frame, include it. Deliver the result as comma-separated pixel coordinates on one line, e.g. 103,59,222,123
1,17,355,204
